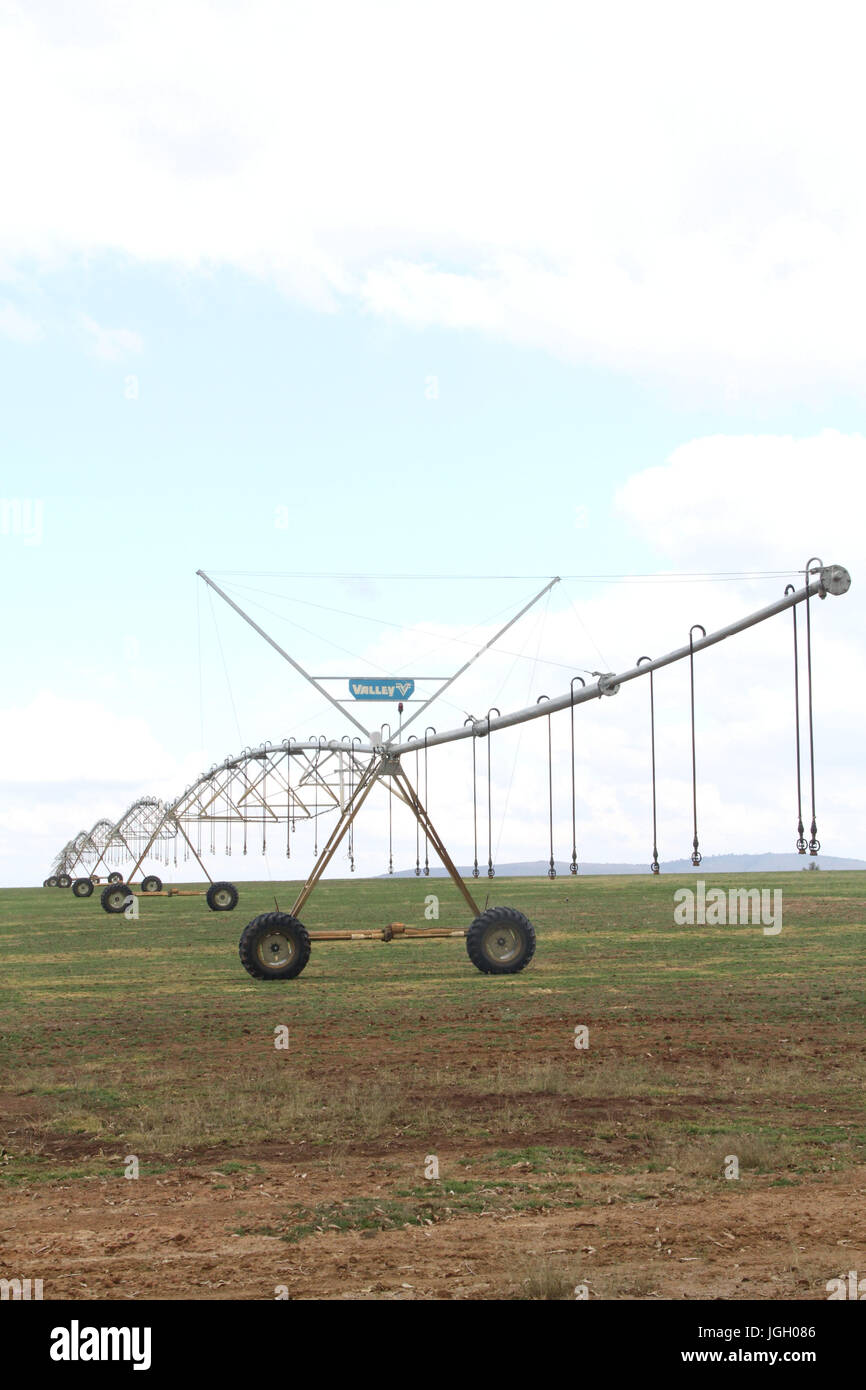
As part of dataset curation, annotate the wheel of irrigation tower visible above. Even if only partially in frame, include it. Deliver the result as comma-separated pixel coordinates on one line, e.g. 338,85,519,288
141,875,163,894
72,877,94,898
46,876,59,888
206,881,239,912
466,907,537,975
107,872,123,885
238,913,311,980
58,874,72,888
101,884,131,914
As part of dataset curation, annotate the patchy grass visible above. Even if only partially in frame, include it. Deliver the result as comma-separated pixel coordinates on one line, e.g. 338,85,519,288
2,872,865,1218
510,1257,582,1300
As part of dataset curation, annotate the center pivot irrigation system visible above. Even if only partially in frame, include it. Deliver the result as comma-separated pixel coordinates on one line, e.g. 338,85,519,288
203,560,848,982
50,560,851,981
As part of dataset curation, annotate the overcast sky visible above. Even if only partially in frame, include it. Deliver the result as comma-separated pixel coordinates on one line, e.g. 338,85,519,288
0,1,863,887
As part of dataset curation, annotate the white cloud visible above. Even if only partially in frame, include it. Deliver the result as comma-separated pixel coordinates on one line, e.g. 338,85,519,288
0,690,207,884
0,299,43,342
614,428,866,569
0,690,198,787
2,2,866,390
80,314,142,361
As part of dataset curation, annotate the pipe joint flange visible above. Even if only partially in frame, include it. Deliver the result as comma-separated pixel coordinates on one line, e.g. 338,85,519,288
596,672,621,697
820,564,851,597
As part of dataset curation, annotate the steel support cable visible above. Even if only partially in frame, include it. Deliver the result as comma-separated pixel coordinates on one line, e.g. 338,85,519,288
785,586,806,854
340,737,354,872
637,657,660,873
196,579,205,757
470,598,541,880
423,728,435,876
207,588,244,749
218,585,396,672
689,625,706,867
392,571,845,759
215,568,803,581
486,708,500,878
315,739,322,856
388,775,393,875
354,739,365,871
340,739,350,867
226,578,525,645
804,558,823,854
423,734,429,874
410,739,420,876
537,696,556,879
493,596,551,866
289,739,296,856
569,676,586,874
262,749,267,854
216,582,538,728
559,578,611,671
224,578,561,674
465,717,480,878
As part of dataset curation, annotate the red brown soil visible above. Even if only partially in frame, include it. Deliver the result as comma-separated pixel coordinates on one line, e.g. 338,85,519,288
3,1155,864,1300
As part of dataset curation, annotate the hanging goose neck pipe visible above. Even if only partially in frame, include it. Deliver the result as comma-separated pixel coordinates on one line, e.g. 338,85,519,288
390,564,851,755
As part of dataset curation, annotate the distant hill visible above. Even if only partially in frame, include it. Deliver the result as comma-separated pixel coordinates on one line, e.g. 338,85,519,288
386,852,866,877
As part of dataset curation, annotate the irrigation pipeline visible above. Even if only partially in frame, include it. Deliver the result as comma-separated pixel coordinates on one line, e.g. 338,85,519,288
390,565,850,757
183,566,849,765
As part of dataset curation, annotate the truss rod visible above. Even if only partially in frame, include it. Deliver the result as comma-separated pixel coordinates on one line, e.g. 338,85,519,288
391,767,483,919
289,757,382,917
197,569,371,739
397,575,561,737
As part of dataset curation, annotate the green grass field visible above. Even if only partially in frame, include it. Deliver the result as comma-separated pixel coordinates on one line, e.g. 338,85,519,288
2,870,865,1298
2,870,864,1186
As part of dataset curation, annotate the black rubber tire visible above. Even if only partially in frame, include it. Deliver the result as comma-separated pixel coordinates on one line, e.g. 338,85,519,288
141,875,163,894
466,906,536,975
107,872,123,885
101,883,131,914
238,912,311,980
47,876,59,888
42,879,49,888
58,874,72,888
72,877,94,898
207,881,239,912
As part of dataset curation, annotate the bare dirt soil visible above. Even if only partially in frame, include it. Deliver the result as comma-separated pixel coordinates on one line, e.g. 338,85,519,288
3,875,865,1300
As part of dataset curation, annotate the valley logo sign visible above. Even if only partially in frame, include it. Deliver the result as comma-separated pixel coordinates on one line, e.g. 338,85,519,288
349,678,415,701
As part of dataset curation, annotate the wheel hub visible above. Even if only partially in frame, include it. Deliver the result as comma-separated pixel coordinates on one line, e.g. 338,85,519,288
257,931,295,969
482,923,521,964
